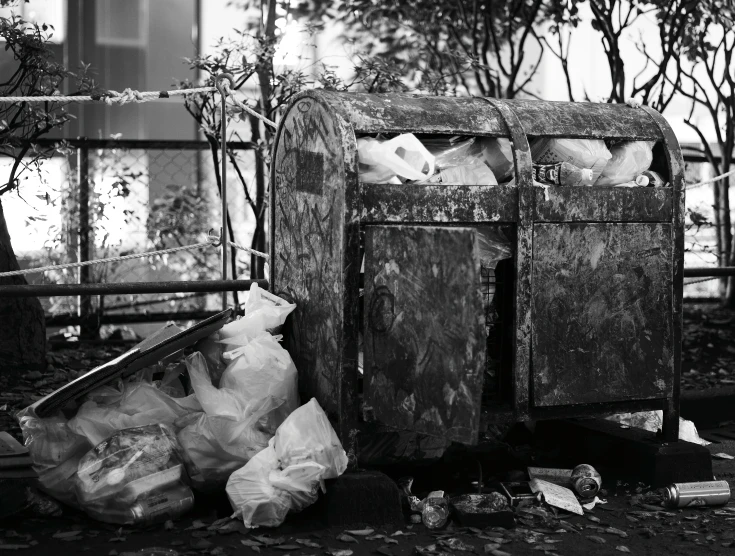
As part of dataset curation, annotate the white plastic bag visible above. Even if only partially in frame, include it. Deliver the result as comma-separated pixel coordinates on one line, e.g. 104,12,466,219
273,399,348,478
425,163,498,185
219,333,299,434
227,398,348,528
531,138,612,185
357,134,435,183
197,283,296,382
595,141,654,186
177,350,297,490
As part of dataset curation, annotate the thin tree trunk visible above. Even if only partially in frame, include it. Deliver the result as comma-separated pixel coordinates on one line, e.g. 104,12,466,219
0,198,46,371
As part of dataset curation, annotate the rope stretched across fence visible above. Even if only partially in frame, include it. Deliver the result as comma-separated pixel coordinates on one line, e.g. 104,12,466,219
0,82,280,131
0,86,219,106
686,168,735,190
0,235,269,279
221,81,278,130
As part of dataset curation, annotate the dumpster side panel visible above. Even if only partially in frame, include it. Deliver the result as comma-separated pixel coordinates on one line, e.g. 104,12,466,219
532,223,673,406
364,225,486,444
272,97,347,425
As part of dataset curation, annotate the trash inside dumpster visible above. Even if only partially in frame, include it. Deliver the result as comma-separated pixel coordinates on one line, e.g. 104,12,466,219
15,283,346,525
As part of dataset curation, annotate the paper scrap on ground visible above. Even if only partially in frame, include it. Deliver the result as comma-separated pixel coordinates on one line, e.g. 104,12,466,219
713,453,735,460
530,478,584,515
582,496,608,510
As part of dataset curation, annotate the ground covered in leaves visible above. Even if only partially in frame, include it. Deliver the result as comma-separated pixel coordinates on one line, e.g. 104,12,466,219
682,303,735,390
1,303,735,555
4,482,735,556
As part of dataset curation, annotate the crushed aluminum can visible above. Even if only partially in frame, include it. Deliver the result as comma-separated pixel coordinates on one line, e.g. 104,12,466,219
664,480,731,508
570,464,602,498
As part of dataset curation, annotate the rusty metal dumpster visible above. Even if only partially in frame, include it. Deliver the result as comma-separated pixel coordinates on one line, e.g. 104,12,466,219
269,91,684,448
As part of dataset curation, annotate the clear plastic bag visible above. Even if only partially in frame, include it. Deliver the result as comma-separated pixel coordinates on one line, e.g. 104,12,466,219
357,134,436,183
226,398,348,528
74,423,194,524
595,141,654,186
17,409,92,507
531,138,612,185
68,381,201,447
480,138,514,182
425,137,481,169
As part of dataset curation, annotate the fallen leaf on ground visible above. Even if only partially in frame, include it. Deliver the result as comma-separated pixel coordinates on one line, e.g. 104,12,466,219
190,539,212,550
252,535,284,546
606,527,628,538
296,539,322,548
275,545,301,551
188,520,208,530
713,453,734,460
326,549,353,556
52,531,82,539
345,529,374,536
588,536,606,544
616,546,630,553
438,538,473,551
337,534,359,543
241,539,263,548
376,548,392,556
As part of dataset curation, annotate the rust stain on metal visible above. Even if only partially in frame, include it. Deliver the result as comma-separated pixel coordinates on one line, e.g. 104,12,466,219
532,223,674,406
360,184,517,223
534,187,673,222
363,225,486,444
505,99,663,140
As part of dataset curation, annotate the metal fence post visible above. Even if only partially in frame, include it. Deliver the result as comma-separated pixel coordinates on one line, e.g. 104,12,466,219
77,143,94,339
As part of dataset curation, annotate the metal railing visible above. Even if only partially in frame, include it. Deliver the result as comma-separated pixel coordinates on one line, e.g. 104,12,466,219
5,140,734,332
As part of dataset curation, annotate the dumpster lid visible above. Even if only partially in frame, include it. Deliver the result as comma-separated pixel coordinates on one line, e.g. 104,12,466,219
31,308,233,418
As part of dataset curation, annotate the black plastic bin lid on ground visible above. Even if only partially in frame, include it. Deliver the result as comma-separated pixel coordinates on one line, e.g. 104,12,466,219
30,309,233,418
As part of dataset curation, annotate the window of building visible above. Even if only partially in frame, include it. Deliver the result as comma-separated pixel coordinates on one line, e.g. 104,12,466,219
95,0,149,48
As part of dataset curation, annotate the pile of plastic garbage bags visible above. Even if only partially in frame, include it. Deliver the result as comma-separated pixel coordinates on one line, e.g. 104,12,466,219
357,131,664,189
16,284,348,527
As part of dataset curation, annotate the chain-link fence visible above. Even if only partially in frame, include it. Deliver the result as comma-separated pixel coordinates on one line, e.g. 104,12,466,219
4,138,263,337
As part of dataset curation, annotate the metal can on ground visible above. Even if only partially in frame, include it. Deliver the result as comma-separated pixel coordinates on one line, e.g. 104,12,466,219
129,484,195,524
664,480,731,508
570,464,602,498
421,491,450,529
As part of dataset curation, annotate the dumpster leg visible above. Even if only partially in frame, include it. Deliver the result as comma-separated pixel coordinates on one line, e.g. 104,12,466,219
661,400,680,443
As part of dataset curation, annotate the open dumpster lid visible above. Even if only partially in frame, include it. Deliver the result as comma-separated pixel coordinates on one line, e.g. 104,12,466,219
31,308,233,418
